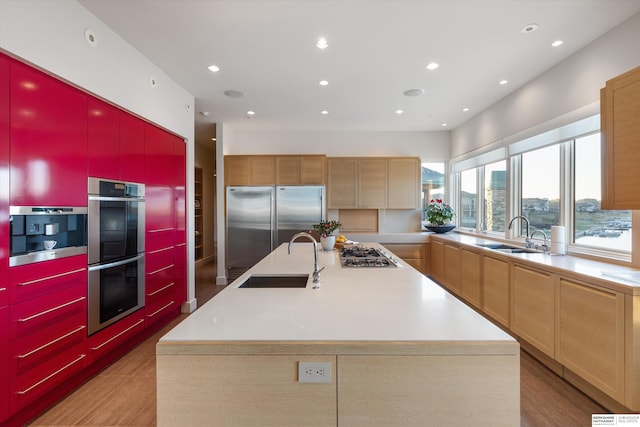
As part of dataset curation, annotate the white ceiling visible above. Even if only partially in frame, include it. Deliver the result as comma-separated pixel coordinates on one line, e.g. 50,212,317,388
78,0,640,144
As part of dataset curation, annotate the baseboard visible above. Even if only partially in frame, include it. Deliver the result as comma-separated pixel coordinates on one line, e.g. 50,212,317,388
181,298,197,313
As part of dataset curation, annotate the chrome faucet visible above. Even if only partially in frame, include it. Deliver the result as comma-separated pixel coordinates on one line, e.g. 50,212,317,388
508,215,534,248
530,230,550,254
288,232,325,286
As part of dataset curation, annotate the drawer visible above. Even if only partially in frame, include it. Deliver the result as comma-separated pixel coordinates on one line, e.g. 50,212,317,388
0,306,8,422
146,263,175,294
145,287,176,324
9,255,87,304
11,347,86,413
11,323,86,376
0,285,7,308
146,245,175,272
87,309,145,363
10,285,86,342
146,227,175,252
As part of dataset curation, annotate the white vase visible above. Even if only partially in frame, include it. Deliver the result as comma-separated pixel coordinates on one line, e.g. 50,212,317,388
320,235,336,251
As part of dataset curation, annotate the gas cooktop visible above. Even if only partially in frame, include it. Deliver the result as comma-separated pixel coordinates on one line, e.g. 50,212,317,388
340,246,399,268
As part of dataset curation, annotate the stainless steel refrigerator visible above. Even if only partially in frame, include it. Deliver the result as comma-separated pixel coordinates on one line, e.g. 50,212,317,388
226,186,325,279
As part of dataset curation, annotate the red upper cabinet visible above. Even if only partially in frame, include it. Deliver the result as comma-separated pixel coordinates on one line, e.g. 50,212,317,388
145,124,175,186
10,61,88,207
0,54,10,309
87,98,120,179
120,113,145,183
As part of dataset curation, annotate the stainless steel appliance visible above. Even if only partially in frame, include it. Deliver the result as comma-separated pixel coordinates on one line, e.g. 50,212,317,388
340,245,399,268
9,206,88,266
87,177,145,335
226,186,325,279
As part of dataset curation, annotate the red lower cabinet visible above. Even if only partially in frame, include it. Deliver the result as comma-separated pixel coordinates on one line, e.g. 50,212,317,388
0,306,9,423
9,285,87,413
87,309,145,364
145,246,177,328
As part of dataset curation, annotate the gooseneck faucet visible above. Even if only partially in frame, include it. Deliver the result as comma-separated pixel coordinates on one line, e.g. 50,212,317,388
508,215,534,248
288,232,325,286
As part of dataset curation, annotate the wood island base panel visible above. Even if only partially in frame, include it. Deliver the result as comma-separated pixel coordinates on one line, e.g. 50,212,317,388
156,244,520,426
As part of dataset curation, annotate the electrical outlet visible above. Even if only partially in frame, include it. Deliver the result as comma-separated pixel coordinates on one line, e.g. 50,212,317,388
298,361,331,383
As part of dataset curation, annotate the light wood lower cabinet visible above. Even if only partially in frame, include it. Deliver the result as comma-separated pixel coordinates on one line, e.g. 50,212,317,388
443,244,461,294
460,249,481,308
383,244,425,274
558,278,625,402
430,240,444,283
482,256,510,328
511,264,556,358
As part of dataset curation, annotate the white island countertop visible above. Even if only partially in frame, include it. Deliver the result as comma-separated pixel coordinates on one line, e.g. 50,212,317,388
160,243,517,352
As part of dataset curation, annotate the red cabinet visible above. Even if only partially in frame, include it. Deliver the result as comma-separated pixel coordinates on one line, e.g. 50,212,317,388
10,60,88,206
0,53,10,310
173,139,187,305
120,113,145,183
145,124,175,186
86,308,145,364
145,247,177,327
0,306,9,422
87,98,120,179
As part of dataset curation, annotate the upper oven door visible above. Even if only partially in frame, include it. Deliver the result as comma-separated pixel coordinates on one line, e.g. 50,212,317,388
88,196,145,265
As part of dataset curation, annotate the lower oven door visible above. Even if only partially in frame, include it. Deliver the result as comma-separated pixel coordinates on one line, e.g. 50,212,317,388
88,253,145,335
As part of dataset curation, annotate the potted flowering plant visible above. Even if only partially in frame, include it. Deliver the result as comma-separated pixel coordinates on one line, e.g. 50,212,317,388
425,199,455,233
312,220,342,250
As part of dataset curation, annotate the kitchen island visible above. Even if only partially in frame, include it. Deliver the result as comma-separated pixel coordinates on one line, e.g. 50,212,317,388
156,243,520,426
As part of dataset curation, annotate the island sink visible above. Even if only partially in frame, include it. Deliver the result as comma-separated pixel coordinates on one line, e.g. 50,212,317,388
237,274,309,288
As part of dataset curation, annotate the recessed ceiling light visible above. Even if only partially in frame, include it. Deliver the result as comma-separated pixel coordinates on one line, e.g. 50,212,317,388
224,90,245,98
211,137,216,141
247,110,255,115
441,123,448,127
499,80,508,85
403,88,424,97
321,110,329,115
318,80,329,86
395,109,404,115
426,62,439,71
521,23,538,34
315,37,328,49
207,65,220,72
462,107,470,112
200,111,210,116
551,40,564,47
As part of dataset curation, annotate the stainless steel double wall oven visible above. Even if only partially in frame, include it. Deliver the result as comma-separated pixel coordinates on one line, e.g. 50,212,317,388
87,177,145,335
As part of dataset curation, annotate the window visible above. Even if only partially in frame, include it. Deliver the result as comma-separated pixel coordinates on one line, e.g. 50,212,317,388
574,133,631,251
484,160,507,233
460,168,477,229
421,162,445,222
521,145,560,235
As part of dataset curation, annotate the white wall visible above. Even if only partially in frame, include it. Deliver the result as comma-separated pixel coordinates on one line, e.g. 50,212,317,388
0,0,197,311
223,129,451,161
451,12,640,160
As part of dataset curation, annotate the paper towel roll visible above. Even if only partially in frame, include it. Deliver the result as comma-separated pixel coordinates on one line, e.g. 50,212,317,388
551,226,566,243
551,242,566,255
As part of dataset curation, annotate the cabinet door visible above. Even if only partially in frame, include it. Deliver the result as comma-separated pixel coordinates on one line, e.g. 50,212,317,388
146,185,175,252
482,256,510,327
461,249,481,308
358,159,387,208
300,156,326,185
328,159,357,208
0,54,9,310
87,98,120,179
443,244,461,294
383,244,424,274
225,156,251,186
276,156,301,185
145,124,175,186
601,66,640,209
511,265,555,358
250,156,276,185
430,239,444,283
388,158,420,209
558,278,625,401
0,306,8,422
10,60,88,206
174,140,186,307
120,113,146,183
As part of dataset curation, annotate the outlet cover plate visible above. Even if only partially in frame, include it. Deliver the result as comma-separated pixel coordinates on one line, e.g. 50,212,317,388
298,361,331,383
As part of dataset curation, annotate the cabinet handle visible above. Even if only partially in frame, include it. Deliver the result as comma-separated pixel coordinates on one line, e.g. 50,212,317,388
0,287,6,292
148,246,173,255
175,242,186,247
148,264,174,276
149,227,174,233
17,326,86,359
18,268,86,287
90,319,145,351
146,301,174,318
18,297,86,323
147,282,175,297
17,354,86,395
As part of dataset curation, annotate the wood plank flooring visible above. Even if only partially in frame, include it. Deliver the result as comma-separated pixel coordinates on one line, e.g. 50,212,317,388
28,262,608,426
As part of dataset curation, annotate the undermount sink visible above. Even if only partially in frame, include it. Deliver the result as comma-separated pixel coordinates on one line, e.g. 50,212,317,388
475,243,536,254
237,274,309,288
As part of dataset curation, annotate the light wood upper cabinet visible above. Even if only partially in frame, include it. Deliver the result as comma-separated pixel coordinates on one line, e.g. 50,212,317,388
388,158,420,209
482,256,510,328
358,159,388,208
461,249,481,308
225,156,251,186
300,156,326,185
226,155,326,186
327,157,420,209
511,264,555,358
558,278,625,402
601,66,640,209
275,156,301,185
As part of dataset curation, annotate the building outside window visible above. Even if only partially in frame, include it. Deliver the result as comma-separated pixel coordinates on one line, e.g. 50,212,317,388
421,162,445,223
460,168,477,229
484,160,507,233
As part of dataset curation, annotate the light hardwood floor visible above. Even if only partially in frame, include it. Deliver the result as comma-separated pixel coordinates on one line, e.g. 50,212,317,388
28,262,607,426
